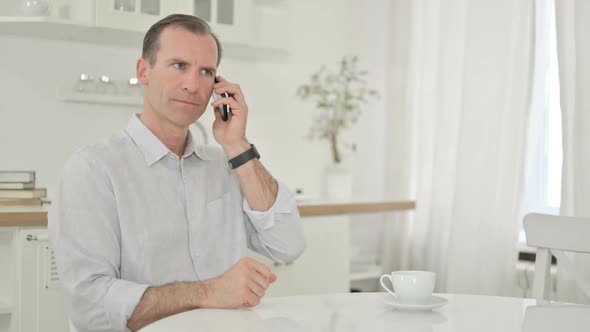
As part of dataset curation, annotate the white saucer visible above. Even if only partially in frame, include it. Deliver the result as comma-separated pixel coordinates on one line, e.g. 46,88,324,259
383,295,448,311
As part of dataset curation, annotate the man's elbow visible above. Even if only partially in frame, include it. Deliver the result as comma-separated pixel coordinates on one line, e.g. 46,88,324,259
278,232,306,263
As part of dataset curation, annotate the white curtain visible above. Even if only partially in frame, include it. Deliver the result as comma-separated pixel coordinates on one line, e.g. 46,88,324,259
555,0,590,304
402,0,535,295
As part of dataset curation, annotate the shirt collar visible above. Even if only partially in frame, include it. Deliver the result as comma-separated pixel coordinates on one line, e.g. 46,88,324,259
183,130,212,160
125,114,213,166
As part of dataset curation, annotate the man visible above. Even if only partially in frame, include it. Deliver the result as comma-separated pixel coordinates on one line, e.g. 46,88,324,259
49,14,305,332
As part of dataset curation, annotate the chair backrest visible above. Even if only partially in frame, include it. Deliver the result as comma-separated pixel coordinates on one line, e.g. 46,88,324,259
523,213,590,301
69,320,79,332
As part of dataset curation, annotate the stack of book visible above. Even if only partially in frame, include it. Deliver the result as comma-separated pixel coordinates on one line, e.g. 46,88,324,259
0,171,46,206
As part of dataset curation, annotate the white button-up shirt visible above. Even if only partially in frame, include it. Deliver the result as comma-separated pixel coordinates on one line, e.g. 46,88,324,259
49,114,305,332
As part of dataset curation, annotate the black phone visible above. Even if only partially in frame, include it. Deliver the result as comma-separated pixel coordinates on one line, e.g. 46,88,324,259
212,76,231,121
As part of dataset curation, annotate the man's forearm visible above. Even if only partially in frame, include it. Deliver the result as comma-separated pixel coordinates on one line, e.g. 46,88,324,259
233,158,278,211
128,257,277,331
127,281,207,331
223,141,278,212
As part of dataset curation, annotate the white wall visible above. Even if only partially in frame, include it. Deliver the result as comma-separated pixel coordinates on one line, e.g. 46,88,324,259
0,37,140,197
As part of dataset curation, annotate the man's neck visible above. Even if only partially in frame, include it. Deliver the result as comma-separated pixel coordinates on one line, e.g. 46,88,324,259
139,112,188,158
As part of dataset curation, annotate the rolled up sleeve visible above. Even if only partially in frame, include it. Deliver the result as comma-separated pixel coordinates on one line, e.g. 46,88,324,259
48,151,148,332
243,181,306,263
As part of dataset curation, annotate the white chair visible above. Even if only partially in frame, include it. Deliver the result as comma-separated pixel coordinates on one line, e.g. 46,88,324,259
69,320,79,332
523,213,590,301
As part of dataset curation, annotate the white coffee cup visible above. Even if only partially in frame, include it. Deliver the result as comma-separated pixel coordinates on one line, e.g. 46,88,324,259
380,270,436,304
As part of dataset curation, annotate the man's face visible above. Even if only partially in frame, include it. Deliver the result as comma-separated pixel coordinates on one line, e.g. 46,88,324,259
138,26,218,129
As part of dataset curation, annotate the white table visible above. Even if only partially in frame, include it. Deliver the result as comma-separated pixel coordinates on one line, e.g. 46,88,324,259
140,293,590,332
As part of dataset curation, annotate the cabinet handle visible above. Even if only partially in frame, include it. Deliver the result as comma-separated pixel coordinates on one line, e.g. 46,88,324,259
26,234,49,241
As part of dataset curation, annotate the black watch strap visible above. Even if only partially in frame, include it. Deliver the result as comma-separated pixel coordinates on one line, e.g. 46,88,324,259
228,144,260,169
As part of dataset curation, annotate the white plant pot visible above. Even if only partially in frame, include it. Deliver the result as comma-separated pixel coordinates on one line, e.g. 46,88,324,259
322,163,353,200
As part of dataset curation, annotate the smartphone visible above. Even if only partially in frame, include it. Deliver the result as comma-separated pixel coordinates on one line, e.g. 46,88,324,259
212,76,231,121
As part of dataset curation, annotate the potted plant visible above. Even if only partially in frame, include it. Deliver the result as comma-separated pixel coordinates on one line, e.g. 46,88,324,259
296,55,379,164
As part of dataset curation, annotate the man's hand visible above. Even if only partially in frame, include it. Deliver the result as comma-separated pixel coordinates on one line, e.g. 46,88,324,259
203,257,277,308
211,76,251,158
126,258,276,331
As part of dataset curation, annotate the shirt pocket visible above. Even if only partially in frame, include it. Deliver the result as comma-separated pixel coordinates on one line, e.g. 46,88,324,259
204,189,244,231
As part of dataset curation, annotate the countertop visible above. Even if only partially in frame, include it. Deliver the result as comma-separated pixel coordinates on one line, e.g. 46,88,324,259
0,206,47,227
0,200,416,227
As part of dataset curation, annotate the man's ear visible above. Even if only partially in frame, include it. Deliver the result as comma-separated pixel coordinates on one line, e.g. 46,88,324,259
136,57,150,85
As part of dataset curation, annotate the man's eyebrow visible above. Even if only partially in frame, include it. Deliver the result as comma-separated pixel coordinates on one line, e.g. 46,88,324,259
166,59,216,72
167,58,188,64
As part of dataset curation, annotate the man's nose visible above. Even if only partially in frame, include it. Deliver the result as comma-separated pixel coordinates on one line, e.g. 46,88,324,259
182,74,200,93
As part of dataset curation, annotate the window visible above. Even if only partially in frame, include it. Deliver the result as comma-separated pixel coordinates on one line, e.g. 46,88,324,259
522,0,562,244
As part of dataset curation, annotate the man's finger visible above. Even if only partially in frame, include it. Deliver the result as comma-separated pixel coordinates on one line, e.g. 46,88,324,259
213,76,245,101
246,291,261,307
250,273,270,290
212,105,222,120
248,280,266,298
250,260,274,281
211,97,241,115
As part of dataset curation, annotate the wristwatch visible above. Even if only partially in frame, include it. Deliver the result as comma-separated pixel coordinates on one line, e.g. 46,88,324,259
228,144,260,169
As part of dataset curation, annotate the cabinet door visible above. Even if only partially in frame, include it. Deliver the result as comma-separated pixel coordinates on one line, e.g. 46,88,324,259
17,228,69,332
0,228,16,332
249,216,350,297
177,0,254,43
95,0,179,32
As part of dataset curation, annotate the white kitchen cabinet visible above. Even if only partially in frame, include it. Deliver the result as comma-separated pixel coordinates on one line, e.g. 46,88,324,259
95,0,281,47
0,226,68,332
15,228,69,332
252,0,289,50
249,216,350,297
177,0,254,44
0,228,16,332
95,0,178,32
0,0,290,57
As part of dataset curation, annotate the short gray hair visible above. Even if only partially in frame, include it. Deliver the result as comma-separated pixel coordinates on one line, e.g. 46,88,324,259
142,14,223,66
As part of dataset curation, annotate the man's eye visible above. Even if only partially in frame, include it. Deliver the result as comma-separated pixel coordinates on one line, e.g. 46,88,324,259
201,69,212,76
173,63,186,70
